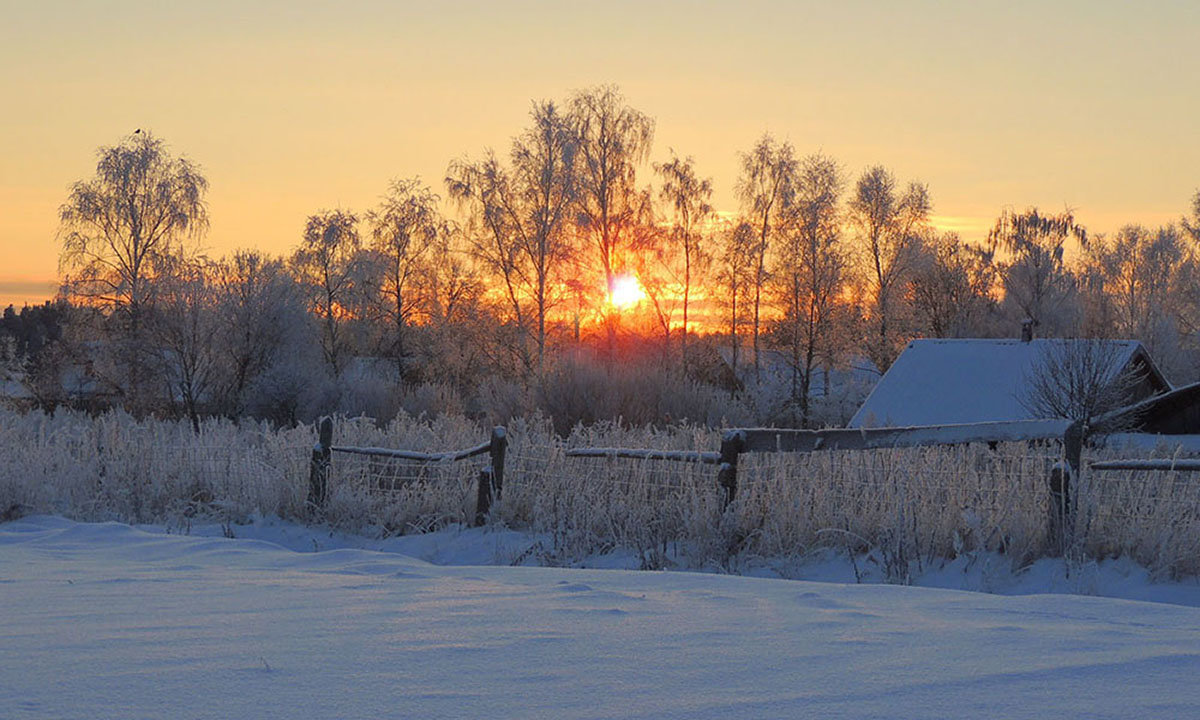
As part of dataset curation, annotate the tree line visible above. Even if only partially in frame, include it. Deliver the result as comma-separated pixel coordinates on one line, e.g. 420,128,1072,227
5,85,1200,430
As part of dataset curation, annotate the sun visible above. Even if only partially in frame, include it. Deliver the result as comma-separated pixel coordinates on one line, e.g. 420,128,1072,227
608,273,645,310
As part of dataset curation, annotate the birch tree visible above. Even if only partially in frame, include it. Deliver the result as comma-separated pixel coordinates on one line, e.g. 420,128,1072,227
717,220,758,382
568,85,654,356
290,210,363,375
848,166,930,371
212,250,304,415
987,207,1086,335
57,131,208,411
446,101,577,374
367,177,447,379
654,151,713,361
736,134,797,378
152,254,220,432
772,153,846,426
908,231,996,338
569,86,654,292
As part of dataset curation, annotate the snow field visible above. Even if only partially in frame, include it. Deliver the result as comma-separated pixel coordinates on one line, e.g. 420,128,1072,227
3,515,1200,719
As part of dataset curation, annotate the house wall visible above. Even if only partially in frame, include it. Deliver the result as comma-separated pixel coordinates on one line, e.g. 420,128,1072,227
1136,384,1200,434
1126,355,1170,406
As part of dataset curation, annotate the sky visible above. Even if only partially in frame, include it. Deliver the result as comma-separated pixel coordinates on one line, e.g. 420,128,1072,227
2,0,1198,308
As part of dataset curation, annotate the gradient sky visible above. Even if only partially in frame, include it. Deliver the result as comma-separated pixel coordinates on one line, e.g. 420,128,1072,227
2,0,1198,307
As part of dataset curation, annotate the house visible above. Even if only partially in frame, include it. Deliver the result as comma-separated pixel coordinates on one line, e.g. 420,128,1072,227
1099,381,1200,435
848,338,1170,429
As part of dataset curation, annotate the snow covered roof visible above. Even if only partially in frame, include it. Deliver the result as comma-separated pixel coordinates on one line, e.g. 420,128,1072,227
848,338,1167,429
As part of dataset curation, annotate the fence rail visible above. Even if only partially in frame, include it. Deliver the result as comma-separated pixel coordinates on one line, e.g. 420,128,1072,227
329,442,492,464
563,419,1085,550
1089,459,1200,472
565,448,722,464
734,420,1072,454
304,417,1200,554
308,418,506,526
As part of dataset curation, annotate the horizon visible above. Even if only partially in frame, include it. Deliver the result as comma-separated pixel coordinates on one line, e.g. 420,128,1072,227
3,1,1198,308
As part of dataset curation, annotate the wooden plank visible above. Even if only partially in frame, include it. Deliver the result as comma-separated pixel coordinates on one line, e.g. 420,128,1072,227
738,419,1072,454
565,448,722,464
331,441,491,463
1090,459,1200,472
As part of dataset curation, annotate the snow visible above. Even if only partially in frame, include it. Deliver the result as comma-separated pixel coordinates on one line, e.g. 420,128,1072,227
1097,432,1200,455
849,338,1154,428
5,516,1200,718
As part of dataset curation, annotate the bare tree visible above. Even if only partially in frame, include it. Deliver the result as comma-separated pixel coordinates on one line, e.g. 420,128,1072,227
57,131,208,411
1082,224,1184,354
1183,189,1200,244
736,134,797,379
568,85,655,355
635,225,679,362
366,177,447,379
152,254,220,432
849,166,930,371
420,232,487,388
716,220,758,382
987,207,1086,335
771,153,846,426
446,101,577,374
1021,340,1142,423
212,250,305,416
654,151,713,361
511,101,578,371
908,231,997,338
569,85,654,290
290,210,363,375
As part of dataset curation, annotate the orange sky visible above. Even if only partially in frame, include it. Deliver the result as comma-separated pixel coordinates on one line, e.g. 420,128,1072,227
3,0,1198,308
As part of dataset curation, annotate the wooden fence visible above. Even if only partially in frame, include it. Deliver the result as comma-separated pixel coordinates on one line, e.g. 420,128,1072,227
305,416,1200,551
308,417,507,526
567,419,1083,548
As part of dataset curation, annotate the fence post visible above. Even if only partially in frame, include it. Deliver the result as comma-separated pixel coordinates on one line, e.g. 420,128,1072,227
490,426,507,500
474,426,507,527
1048,420,1084,552
308,416,333,510
717,429,745,508
474,468,492,527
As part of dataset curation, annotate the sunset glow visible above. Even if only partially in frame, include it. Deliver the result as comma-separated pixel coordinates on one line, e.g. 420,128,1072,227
608,274,645,311
1,3,1198,308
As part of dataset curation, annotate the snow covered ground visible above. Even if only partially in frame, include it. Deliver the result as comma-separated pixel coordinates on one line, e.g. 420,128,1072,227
4,516,1200,719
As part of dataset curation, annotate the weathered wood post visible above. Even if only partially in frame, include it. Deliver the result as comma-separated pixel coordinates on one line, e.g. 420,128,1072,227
474,426,507,527
490,426,507,500
717,429,745,508
308,417,333,510
1048,421,1084,552
474,468,492,527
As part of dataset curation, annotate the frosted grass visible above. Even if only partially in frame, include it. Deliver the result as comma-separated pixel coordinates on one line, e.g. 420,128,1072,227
2,407,1197,579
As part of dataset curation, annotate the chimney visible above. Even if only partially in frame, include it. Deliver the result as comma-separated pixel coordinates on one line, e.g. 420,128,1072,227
1020,318,1035,342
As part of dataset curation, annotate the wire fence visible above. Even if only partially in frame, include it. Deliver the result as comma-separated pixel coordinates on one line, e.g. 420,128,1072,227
331,452,489,495
15,402,1200,578
483,440,1071,565
1078,459,1200,575
144,432,1200,578
158,430,1200,576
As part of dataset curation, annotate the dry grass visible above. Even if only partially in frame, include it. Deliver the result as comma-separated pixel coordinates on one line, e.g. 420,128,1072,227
2,407,1199,580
